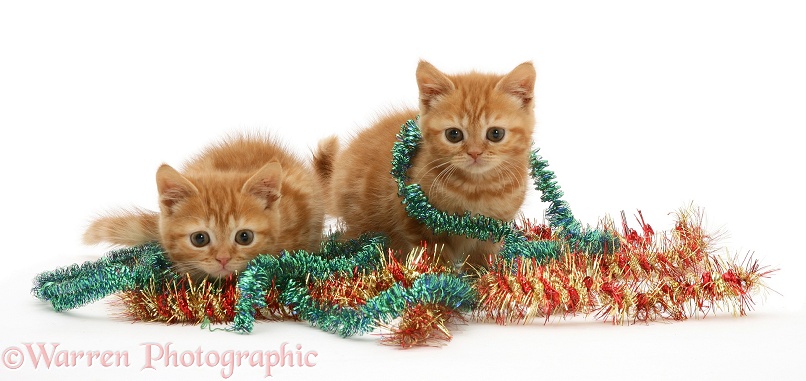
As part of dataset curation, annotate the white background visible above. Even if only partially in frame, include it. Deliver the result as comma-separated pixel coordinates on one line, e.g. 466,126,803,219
2,1,804,380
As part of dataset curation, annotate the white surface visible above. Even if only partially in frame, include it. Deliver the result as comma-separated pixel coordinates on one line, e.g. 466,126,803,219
1,1,804,380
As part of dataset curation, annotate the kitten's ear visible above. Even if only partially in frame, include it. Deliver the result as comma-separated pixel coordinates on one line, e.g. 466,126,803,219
242,161,283,210
496,62,536,108
156,164,198,214
416,60,456,113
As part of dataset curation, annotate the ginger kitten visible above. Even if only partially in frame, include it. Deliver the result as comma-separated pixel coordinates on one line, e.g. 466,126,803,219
84,135,324,279
315,61,536,268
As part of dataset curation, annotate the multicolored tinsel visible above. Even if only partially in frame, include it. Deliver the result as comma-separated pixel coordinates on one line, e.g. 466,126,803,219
116,274,295,324
32,118,776,348
477,210,775,325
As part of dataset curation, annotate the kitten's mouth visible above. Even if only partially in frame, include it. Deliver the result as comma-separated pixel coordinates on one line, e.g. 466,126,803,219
206,268,235,278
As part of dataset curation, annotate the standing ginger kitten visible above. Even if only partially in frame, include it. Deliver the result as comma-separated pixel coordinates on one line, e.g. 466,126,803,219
84,135,324,279
315,61,536,268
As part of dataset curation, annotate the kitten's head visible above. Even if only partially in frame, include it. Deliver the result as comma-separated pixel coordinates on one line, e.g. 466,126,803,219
155,162,284,279
415,61,536,177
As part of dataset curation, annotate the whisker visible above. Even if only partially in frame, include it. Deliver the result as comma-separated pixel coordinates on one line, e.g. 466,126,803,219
428,164,455,199
502,165,521,190
437,166,457,198
500,160,525,190
427,167,446,199
415,159,451,184
494,166,506,185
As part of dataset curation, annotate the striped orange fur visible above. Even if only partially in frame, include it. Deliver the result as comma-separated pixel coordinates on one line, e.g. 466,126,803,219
316,61,536,268
84,134,324,279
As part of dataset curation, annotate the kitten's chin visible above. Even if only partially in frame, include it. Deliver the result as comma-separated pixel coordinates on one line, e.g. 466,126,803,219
182,267,235,281
460,160,496,175
206,268,236,279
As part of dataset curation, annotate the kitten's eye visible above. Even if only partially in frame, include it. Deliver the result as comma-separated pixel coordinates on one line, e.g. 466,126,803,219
445,128,464,143
235,229,254,246
486,127,505,142
190,231,210,247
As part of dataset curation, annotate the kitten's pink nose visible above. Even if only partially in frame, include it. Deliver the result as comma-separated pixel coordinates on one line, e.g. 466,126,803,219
468,151,482,160
217,258,229,267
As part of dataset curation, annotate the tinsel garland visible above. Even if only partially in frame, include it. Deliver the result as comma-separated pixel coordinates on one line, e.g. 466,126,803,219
231,236,475,336
391,117,619,263
477,210,775,325
32,118,775,348
116,273,295,324
32,243,173,311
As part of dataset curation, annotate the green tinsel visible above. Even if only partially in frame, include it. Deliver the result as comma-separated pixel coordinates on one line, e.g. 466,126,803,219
528,149,619,254
231,234,386,333
33,117,617,337
32,243,174,311
282,274,476,337
391,118,618,262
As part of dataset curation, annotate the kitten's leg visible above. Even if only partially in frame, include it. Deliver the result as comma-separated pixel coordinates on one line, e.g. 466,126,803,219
466,239,503,268
83,208,160,247
443,235,502,270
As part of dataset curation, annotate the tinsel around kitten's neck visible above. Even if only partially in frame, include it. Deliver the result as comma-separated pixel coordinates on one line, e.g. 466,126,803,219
390,117,619,263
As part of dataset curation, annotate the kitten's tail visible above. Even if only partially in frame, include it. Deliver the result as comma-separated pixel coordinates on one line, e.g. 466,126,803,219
312,135,339,214
83,208,160,246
